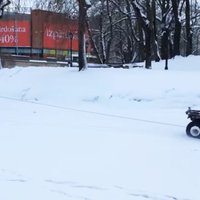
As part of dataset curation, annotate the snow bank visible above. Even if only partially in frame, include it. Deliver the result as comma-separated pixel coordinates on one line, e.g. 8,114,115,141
0,56,200,200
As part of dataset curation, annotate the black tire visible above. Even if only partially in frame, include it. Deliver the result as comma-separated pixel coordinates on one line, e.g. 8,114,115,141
186,121,200,138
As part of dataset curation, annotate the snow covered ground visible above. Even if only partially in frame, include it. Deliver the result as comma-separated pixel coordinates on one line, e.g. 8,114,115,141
0,56,200,200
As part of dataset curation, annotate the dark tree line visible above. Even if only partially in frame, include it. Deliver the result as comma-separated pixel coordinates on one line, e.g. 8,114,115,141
6,0,200,70
86,0,200,69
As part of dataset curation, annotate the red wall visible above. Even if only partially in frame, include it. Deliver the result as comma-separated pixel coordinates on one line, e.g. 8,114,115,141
0,11,92,56
0,20,30,47
43,23,79,50
31,10,79,51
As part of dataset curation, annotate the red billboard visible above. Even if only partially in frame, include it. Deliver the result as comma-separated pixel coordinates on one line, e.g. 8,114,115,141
0,20,30,47
43,23,79,50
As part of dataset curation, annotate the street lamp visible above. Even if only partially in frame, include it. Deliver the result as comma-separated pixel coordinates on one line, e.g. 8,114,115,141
86,40,89,58
69,32,73,67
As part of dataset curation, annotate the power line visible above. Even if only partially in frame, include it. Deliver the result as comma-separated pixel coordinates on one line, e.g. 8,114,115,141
0,95,185,128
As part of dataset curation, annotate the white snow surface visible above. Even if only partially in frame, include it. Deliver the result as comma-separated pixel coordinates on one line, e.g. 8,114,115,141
0,56,200,200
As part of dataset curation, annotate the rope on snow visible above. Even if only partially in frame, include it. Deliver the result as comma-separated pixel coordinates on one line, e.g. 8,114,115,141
0,95,185,128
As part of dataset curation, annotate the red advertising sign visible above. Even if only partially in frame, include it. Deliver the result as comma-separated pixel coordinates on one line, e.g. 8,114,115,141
43,23,79,50
0,20,30,47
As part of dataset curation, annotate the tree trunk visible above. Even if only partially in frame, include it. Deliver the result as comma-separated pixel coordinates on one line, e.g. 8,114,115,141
145,0,152,68
86,20,103,64
171,0,181,56
99,1,106,64
151,0,160,62
144,25,152,69
105,0,113,63
131,0,152,69
78,0,90,71
125,0,136,62
185,0,192,56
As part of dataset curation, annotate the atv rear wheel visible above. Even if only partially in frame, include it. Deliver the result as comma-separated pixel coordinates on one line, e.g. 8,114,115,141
186,121,200,138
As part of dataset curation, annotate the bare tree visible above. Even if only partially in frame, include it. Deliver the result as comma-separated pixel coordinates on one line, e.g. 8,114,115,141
34,0,78,16
130,0,153,69
0,0,11,17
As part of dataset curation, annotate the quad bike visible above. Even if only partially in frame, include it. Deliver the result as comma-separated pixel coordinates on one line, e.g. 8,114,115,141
186,107,200,138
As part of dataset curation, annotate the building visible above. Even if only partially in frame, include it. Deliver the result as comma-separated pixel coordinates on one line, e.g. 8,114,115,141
0,9,80,61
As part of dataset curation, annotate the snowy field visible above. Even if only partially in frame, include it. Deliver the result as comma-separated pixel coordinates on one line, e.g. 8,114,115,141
0,56,200,200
